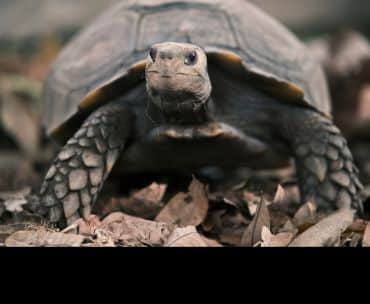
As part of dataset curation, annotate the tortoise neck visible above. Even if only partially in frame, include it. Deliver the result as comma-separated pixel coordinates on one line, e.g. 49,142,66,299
148,96,214,126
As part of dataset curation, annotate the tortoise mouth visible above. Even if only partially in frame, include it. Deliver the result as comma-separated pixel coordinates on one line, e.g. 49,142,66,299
147,70,201,78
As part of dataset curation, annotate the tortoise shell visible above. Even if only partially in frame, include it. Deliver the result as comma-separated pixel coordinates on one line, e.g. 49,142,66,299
43,0,331,138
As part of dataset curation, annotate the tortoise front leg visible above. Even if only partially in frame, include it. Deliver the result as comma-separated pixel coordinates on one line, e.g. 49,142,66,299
39,102,133,227
281,108,363,211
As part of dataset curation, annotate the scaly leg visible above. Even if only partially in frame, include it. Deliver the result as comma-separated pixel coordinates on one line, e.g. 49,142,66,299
38,102,133,227
282,108,363,211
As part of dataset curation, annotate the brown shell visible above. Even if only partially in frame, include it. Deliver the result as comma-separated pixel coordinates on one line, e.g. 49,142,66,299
43,0,331,137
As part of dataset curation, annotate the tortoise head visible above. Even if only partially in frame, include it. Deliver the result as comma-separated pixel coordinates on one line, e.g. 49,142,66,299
145,42,212,123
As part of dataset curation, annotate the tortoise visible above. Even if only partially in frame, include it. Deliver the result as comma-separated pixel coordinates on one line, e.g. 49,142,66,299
39,0,363,227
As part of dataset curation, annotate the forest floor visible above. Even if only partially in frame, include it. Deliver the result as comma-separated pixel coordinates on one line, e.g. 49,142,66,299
1,30,370,247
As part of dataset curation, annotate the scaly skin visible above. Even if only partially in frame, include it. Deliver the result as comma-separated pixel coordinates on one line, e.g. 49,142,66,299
38,102,133,227
283,108,363,211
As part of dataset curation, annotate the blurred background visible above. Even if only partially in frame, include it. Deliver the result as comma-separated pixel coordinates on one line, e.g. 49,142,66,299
0,0,370,192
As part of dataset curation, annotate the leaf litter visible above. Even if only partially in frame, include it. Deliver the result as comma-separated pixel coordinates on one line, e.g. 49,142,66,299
2,29,370,247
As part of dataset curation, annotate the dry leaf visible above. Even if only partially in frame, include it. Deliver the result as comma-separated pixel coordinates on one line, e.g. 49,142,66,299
94,229,115,247
280,219,299,237
0,89,40,156
357,85,370,122
362,223,370,247
165,226,208,247
261,226,294,247
293,202,317,229
0,187,32,214
289,209,355,247
201,236,223,247
243,191,260,216
5,229,87,247
120,183,166,219
347,219,368,233
62,214,102,236
0,223,28,244
101,212,174,247
273,185,288,205
341,232,362,247
241,196,270,247
218,227,246,246
155,177,208,227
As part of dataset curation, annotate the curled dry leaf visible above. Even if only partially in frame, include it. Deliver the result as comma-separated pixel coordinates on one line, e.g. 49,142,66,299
293,202,317,230
341,232,362,247
155,177,208,227
261,226,294,247
62,214,102,236
204,193,249,246
362,223,370,247
94,229,115,247
0,223,28,244
5,229,87,247
289,209,355,247
101,212,174,247
241,196,270,247
273,185,288,205
120,182,166,219
280,219,299,237
347,219,368,233
243,191,260,216
165,226,208,247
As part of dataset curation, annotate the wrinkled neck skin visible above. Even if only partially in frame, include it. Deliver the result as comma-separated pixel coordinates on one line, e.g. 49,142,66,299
148,93,215,126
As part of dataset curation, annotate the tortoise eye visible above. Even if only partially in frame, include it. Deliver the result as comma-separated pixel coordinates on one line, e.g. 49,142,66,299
184,50,197,66
149,47,157,62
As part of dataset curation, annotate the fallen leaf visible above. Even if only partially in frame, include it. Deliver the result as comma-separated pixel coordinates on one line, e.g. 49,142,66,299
201,236,223,247
243,191,260,216
219,228,245,246
261,226,294,247
0,187,31,200
349,233,363,247
165,226,208,247
0,223,28,244
120,183,166,219
269,207,291,234
0,187,32,214
241,196,270,247
0,83,41,156
362,223,370,247
202,193,249,245
357,85,370,122
293,202,317,230
155,177,208,227
279,219,299,237
5,229,88,247
289,209,355,247
273,185,288,205
94,229,115,247
4,199,27,213
101,212,174,247
347,219,368,233
341,232,362,247
62,214,102,236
